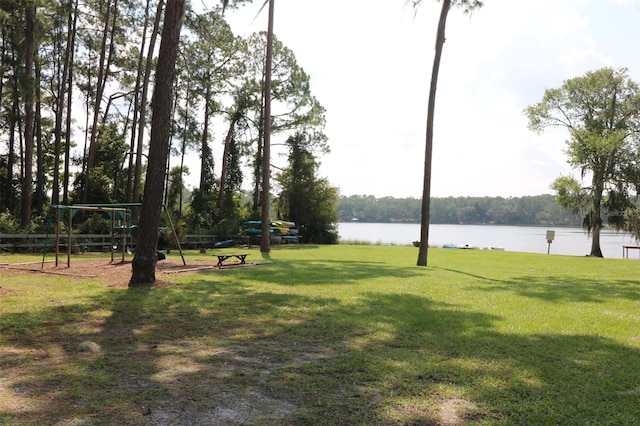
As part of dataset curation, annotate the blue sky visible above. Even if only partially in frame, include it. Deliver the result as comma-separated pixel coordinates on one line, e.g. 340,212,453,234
193,0,640,198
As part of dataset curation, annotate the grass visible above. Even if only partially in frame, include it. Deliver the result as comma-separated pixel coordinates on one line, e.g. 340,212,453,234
1,246,639,425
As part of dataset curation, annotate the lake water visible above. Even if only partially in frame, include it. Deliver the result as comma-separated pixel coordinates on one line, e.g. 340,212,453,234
337,222,640,259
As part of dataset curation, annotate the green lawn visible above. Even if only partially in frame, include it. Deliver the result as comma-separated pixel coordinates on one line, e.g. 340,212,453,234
1,246,639,425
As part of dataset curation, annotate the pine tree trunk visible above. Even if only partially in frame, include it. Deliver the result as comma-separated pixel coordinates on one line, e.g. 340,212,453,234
125,0,150,203
199,84,212,190
130,0,185,286
52,2,72,206
0,27,6,211
62,0,78,205
261,0,275,253
218,111,240,208
21,4,36,228
6,90,17,213
418,0,450,266
83,0,115,202
34,60,45,215
133,0,163,210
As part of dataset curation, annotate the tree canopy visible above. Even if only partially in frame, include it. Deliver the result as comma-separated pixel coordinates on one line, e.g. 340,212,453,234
275,133,338,244
336,194,580,226
0,1,332,240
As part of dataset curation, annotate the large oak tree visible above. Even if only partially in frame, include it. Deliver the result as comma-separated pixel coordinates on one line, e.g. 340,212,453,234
525,67,640,257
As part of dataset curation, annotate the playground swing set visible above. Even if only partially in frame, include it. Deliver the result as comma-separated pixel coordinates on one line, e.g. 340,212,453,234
50,203,185,267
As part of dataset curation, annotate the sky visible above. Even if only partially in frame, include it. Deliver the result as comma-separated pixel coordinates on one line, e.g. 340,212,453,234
191,0,640,199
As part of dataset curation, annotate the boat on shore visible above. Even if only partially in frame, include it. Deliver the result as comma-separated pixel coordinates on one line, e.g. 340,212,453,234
442,243,504,250
242,220,299,242
214,239,236,248
407,242,505,251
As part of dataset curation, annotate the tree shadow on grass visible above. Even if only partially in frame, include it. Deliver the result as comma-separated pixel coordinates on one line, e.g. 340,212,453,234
0,284,164,424
438,267,640,303
488,275,640,303
339,293,640,424
2,268,639,424
226,258,424,287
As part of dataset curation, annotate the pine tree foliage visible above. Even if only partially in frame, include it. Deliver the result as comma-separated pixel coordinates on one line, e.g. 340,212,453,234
0,0,331,242
275,133,338,244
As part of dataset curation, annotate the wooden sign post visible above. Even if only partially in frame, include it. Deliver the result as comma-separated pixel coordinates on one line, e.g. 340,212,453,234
546,230,555,254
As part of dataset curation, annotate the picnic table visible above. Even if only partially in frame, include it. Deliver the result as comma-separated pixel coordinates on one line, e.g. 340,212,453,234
622,244,640,259
215,253,249,267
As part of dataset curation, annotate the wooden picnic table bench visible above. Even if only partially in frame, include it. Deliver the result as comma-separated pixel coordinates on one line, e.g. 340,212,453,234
215,253,249,267
622,244,640,259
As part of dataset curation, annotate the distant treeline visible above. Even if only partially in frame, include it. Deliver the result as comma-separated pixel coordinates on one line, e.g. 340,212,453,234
336,194,581,226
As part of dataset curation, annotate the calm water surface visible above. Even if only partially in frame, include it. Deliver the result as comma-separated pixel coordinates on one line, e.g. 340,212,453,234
337,222,639,259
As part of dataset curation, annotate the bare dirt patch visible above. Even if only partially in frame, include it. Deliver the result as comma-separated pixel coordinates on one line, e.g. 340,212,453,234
438,398,478,425
2,257,297,424
0,258,220,288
